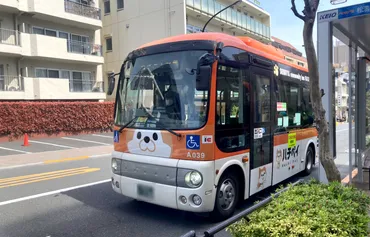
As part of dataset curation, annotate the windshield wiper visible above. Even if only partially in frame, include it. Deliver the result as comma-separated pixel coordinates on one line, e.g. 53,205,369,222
118,116,137,133
141,107,182,138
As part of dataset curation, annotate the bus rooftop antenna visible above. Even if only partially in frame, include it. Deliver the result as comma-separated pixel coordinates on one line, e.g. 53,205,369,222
202,0,242,32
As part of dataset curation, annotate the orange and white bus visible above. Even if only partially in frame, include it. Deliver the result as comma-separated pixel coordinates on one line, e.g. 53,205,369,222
108,32,318,220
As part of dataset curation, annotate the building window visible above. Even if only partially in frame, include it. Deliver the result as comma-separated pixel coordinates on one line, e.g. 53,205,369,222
106,37,112,51
104,0,111,14
33,27,45,35
117,0,124,9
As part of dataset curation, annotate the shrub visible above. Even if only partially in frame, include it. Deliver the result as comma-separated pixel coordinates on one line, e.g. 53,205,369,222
228,180,370,237
0,101,114,140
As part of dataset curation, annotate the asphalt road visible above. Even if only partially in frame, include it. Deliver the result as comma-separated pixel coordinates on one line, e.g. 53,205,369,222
0,133,114,157
0,156,318,237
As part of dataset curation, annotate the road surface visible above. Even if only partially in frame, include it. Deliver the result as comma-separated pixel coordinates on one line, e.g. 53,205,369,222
0,155,317,237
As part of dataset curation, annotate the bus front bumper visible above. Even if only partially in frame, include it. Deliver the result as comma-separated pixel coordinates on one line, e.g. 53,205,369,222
111,153,216,213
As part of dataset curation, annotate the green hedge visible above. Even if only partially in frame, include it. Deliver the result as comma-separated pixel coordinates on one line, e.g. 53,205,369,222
0,101,114,140
228,180,370,237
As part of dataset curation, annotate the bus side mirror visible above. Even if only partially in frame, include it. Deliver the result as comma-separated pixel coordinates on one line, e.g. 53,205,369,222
196,66,211,91
107,72,116,96
195,53,216,91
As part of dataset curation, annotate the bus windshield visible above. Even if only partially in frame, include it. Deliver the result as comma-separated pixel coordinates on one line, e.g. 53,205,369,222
115,50,210,130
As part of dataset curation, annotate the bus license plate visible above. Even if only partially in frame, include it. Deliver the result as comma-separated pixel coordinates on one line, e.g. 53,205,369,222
137,184,153,199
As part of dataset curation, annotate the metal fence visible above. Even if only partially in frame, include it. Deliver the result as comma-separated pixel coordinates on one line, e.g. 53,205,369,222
0,28,20,46
180,179,303,237
68,40,102,56
64,0,101,20
0,75,24,91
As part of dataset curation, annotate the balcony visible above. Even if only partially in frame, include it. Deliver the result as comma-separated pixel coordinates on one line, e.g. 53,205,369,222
0,75,24,92
64,0,101,20
0,75,26,100
32,77,105,100
0,77,105,100
0,29,22,56
186,0,270,40
21,33,104,64
0,0,19,12
24,0,101,30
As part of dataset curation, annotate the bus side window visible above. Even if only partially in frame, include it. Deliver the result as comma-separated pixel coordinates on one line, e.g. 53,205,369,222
215,64,250,152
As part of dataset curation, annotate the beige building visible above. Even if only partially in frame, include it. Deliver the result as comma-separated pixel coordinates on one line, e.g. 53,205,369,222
0,0,105,101
271,36,307,68
101,0,271,99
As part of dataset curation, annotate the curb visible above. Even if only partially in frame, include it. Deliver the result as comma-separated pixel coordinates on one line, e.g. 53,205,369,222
341,168,358,184
0,153,111,170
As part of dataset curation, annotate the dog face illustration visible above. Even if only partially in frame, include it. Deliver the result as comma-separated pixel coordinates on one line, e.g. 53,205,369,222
257,167,267,188
127,130,172,158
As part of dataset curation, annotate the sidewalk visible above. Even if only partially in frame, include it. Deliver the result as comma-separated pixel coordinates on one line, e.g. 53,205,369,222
0,145,113,169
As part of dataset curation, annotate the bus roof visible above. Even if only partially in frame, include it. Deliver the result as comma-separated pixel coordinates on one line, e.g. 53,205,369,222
137,32,308,73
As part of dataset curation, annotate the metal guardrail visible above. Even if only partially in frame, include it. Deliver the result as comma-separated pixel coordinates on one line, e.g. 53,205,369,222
64,0,101,20
0,28,20,46
0,75,24,91
180,179,304,237
68,40,102,56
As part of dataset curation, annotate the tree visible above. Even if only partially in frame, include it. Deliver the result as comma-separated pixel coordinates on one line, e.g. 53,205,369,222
290,0,341,182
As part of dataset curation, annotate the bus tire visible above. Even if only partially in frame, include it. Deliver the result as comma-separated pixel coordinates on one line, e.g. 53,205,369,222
303,146,314,175
210,173,239,221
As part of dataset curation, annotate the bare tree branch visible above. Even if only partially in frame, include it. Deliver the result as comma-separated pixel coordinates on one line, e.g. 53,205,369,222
291,0,305,21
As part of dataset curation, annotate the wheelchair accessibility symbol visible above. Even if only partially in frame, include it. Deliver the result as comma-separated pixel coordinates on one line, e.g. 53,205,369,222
186,135,200,150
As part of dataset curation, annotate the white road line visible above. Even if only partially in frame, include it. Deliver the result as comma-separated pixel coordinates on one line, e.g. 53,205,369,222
29,140,76,149
61,137,111,146
0,147,31,154
90,153,111,158
0,162,44,170
0,179,111,206
92,134,112,138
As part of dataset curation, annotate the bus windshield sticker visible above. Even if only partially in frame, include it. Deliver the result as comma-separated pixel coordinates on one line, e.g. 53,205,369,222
277,102,287,111
278,118,283,126
186,135,200,150
295,113,301,126
254,128,263,139
288,133,296,148
202,135,213,144
114,130,119,143
283,116,289,127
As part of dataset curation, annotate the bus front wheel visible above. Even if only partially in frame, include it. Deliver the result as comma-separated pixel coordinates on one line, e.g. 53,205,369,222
303,146,314,175
211,173,239,221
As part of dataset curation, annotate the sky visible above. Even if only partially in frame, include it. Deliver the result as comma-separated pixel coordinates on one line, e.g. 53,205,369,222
259,0,369,56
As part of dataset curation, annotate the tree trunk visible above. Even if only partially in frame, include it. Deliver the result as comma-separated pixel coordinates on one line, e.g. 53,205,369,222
303,19,341,182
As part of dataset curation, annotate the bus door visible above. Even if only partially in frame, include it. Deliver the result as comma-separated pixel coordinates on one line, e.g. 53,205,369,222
249,65,274,196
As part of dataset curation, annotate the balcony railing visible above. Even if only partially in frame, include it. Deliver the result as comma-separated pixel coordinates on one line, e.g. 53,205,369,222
68,40,102,56
64,0,101,20
0,75,24,91
69,78,104,93
186,0,270,39
0,28,20,46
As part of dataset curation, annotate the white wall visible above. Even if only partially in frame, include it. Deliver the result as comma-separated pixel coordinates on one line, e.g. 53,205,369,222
101,0,186,100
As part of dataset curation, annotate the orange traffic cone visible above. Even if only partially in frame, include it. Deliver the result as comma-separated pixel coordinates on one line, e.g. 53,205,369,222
23,133,30,147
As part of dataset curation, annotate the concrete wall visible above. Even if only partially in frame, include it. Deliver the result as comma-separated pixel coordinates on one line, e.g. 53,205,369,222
101,0,186,100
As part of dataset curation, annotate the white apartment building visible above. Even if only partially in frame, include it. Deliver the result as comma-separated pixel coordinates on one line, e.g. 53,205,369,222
0,0,105,100
335,73,349,121
101,0,271,99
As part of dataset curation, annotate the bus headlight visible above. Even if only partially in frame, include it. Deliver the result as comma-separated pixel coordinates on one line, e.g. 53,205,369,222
185,171,203,188
111,158,121,174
